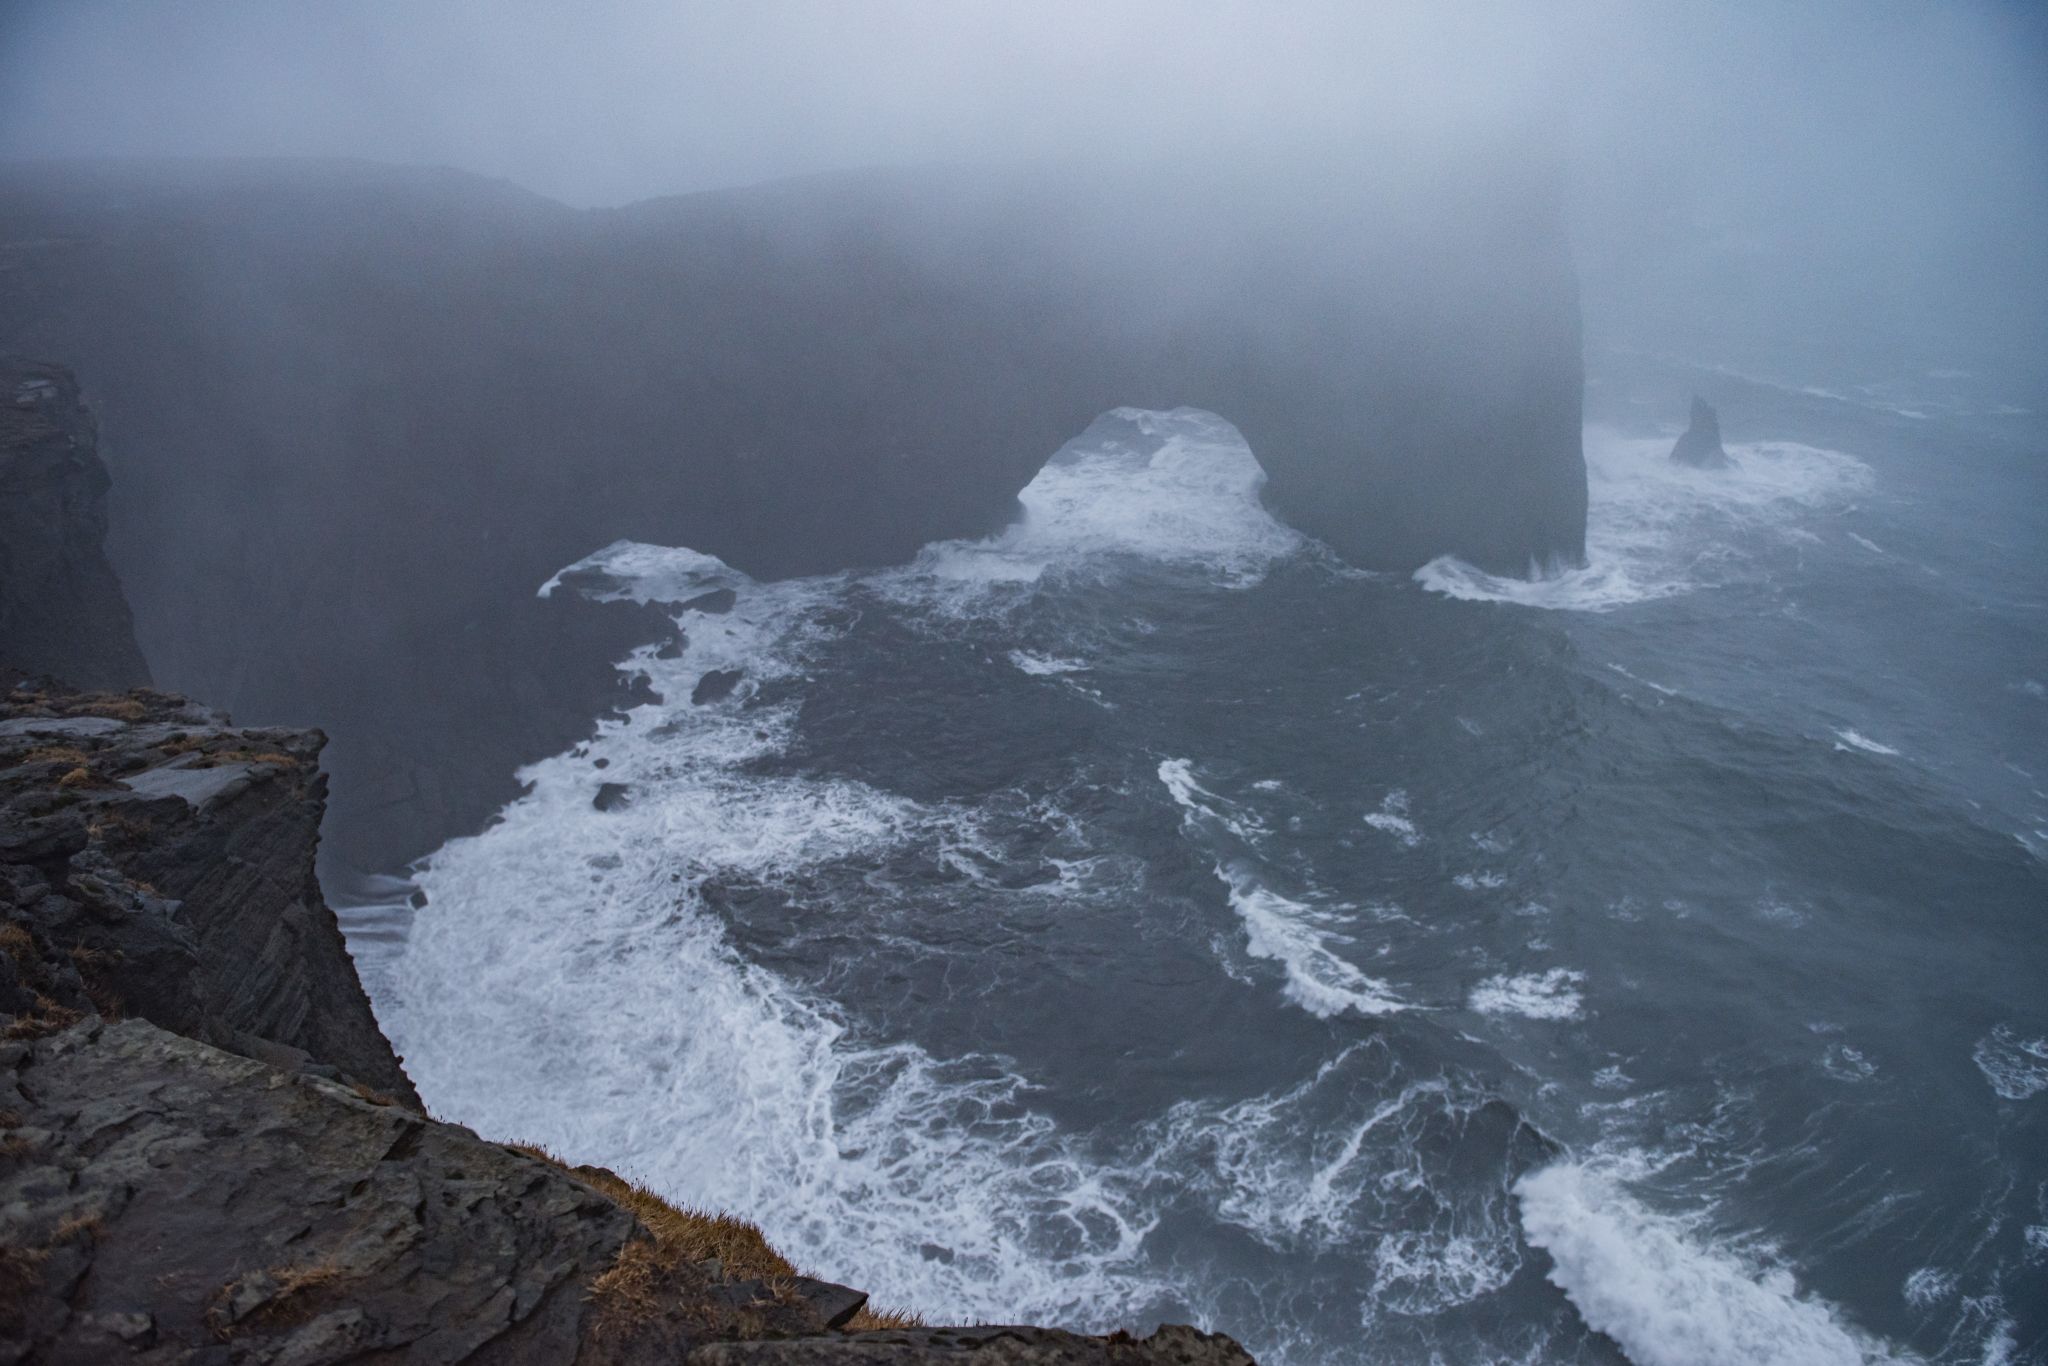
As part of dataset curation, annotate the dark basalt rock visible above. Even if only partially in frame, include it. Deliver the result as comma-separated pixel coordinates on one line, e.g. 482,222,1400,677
0,675,418,1106
692,669,746,705
594,780,632,811
0,1017,638,1364
0,359,151,691
1669,395,1732,469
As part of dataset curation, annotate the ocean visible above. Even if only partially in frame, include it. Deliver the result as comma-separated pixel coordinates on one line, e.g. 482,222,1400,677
338,349,2047,1366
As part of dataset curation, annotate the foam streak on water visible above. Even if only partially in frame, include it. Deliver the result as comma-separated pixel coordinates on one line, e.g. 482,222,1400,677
1158,759,1405,1019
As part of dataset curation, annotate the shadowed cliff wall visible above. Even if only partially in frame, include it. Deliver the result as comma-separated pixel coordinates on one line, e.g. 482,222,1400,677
0,357,150,690
0,153,1584,875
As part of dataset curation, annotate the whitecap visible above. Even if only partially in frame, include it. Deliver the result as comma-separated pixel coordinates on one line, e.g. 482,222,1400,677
1902,1267,1956,1306
1516,1163,1917,1366
1972,1026,2048,1100
1469,968,1585,1021
1144,1042,1523,1316
903,408,1304,597
1008,650,1089,675
1160,760,1404,1019
1417,428,1872,611
537,538,747,604
1833,729,1900,757
1363,790,1422,847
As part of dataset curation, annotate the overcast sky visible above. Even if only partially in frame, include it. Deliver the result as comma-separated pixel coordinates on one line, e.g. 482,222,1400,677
2,2,2043,366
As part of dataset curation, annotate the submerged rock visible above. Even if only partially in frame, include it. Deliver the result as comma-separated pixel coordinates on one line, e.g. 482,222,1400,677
692,669,745,705
1669,395,1732,469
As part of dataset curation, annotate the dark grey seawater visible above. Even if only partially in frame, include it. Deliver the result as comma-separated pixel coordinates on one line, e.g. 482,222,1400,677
340,353,2047,1366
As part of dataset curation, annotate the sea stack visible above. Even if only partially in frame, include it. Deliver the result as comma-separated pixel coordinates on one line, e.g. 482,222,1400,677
1669,395,1732,469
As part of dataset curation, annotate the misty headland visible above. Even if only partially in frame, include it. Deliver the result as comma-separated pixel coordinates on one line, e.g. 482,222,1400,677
1,5,2045,1366
0,146,1584,876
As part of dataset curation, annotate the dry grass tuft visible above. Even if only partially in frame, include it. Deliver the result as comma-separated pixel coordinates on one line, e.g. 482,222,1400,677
53,1213,106,1243
205,1262,344,1339
506,1142,926,1334
0,1245,49,1333
67,946,125,1021
0,922,33,958
3,998,82,1041
21,746,88,767
79,699,146,721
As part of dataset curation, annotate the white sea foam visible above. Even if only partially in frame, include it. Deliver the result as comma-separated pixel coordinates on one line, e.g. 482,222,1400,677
1009,651,1089,675
382,591,1175,1326
1146,1042,1522,1317
1363,790,1422,847
1972,1026,2048,1100
1902,1267,1957,1306
1417,428,1872,611
1160,760,1404,1018
537,538,747,603
906,408,1302,593
368,410,1361,1330
1469,968,1585,1020
1833,730,1900,757
1517,1163,1917,1366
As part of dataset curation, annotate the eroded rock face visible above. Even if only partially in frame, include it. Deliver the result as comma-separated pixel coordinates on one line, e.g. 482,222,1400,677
0,359,151,692
0,678,416,1105
0,1017,636,1365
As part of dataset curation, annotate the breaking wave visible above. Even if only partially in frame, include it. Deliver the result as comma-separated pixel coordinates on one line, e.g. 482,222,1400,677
1416,428,1872,611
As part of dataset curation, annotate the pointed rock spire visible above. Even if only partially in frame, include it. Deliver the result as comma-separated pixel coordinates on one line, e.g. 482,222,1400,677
1669,395,1732,468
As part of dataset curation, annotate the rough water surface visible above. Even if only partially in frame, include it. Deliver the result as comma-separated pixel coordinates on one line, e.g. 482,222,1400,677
344,382,2048,1365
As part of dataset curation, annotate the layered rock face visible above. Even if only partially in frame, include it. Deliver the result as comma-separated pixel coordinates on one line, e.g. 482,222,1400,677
0,359,150,692
0,154,1584,873
0,678,415,1103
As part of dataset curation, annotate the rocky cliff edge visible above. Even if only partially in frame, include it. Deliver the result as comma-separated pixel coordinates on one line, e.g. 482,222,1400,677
0,677,1254,1366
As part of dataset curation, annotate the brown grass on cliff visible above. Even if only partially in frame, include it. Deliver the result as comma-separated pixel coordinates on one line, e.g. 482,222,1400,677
204,1261,344,1339
505,1142,923,1333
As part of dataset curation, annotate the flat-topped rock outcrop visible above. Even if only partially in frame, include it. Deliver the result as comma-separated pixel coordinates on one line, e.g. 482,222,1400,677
0,675,415,1105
